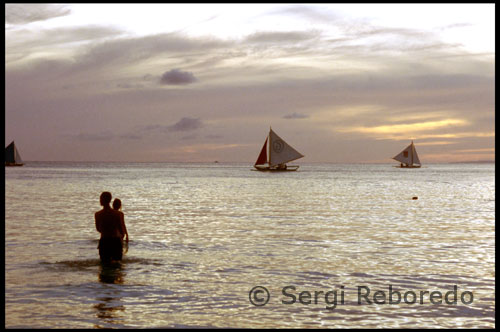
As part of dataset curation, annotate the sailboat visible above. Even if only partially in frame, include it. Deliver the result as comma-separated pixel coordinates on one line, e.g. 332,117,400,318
392,141,421,168
254,128,304,171
5,141,24,166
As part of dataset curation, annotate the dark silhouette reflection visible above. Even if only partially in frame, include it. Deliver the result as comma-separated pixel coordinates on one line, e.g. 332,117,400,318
94,296,126,320
94,261,126,328
98,261,125,284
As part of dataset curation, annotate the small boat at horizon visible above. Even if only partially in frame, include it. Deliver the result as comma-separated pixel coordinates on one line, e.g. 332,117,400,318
393,141,421,168
5,140,24,166
253,127,304,171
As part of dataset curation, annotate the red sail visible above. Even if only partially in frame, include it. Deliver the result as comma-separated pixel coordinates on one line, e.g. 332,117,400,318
255,138,268,165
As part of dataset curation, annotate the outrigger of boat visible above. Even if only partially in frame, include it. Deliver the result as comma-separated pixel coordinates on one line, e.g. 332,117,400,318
253,127,304,172
254,163,300,172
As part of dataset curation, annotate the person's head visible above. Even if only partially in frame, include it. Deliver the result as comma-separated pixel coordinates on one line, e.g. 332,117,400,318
100,191,112,207
112,198,122,210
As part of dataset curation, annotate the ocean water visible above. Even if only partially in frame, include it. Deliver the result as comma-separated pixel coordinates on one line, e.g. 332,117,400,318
5,162,495,328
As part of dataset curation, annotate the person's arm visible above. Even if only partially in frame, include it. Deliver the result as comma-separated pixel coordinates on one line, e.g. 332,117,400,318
121,213,129,242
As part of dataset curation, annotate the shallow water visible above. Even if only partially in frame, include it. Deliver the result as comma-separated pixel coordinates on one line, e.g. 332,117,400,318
5,162,495,328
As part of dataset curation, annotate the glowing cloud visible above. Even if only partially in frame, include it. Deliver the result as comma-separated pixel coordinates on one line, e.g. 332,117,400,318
340,119,468,138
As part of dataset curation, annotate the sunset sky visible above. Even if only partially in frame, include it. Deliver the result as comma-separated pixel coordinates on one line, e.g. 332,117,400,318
5,4,495,163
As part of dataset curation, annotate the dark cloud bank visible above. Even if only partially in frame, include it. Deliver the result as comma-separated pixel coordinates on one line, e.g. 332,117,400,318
160,69,198,85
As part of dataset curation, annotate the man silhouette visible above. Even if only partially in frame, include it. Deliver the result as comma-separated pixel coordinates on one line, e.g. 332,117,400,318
95,192,123,263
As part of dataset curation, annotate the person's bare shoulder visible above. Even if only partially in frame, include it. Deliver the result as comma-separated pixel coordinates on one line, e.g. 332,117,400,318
111,209,122,219
95,209,107,220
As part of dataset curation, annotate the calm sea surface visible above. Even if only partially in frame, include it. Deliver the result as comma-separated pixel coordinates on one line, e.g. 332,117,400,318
5,162,495,328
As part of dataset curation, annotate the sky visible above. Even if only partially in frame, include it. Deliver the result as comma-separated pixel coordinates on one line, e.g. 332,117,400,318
5,3,495,163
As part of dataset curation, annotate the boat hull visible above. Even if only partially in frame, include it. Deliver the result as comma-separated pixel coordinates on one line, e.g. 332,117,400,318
253,165,299,172
394,165,421,168
5,162,23,167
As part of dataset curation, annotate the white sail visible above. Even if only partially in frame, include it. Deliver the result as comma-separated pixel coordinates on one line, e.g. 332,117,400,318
411,143,421,165
393,141,420,166
268,129,304,166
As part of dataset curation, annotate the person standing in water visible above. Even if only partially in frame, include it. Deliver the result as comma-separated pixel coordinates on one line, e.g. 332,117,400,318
95,192,123,263
112,198,129,244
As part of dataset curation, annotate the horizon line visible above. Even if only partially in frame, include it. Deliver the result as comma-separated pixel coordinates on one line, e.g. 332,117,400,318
17,160,495,164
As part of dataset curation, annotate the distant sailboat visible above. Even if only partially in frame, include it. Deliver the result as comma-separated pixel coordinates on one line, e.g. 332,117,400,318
254,128,304,171
393,141,421,168
5,141,24,166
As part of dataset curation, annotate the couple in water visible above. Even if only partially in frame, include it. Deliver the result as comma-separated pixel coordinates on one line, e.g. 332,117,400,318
95,191,129,264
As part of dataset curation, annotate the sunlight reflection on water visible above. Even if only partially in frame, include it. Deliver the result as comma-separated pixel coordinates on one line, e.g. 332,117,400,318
5,162,495,328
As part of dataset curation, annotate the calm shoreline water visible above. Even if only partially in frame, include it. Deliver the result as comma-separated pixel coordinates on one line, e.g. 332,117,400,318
5,162,495,328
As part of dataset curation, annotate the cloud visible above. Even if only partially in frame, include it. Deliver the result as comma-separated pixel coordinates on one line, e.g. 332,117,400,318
245,31,319,44
119,133,143,140
4,4,494,163
6,25,126,66
117,82,144,89
133,117,204,137
438,23,473,30
160,69,198,85
6,32,232,78
70,117,204,143
6,10,491,96
455,148,495,153
283,112,309,119
346,119,468,134
169,117,203,131
268,5,341,24
336,119,472,141
206,134,224,139
70,131,115,141
76,33,230,72
5,4,71,25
